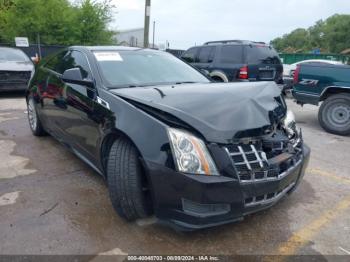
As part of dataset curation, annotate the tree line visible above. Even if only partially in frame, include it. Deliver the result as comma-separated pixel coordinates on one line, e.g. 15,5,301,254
271,14,350,54
0,0,116,46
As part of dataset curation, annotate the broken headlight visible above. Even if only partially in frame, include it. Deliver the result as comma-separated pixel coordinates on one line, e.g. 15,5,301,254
167,128,219,176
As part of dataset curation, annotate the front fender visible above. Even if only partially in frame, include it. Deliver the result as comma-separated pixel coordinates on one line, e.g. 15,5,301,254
98,88,172,168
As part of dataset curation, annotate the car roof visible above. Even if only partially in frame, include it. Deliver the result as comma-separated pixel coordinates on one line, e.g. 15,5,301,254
293,59,343,65
201,40,269,47
71,46,145,52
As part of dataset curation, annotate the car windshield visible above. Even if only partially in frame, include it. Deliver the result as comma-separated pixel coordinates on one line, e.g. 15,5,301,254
0,48,30,62
94,50,210,88
246,46,281,64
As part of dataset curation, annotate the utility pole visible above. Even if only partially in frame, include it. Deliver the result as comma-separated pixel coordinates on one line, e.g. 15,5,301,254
37,33,42,59
152,21,155,48
143,0,151,48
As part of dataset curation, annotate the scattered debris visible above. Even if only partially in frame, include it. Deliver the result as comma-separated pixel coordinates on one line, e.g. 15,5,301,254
40,202,59,217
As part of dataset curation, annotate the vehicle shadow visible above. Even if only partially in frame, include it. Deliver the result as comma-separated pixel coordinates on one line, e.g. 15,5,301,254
0,90,26,99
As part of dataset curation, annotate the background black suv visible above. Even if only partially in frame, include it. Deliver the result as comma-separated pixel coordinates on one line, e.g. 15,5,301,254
181,40,283,83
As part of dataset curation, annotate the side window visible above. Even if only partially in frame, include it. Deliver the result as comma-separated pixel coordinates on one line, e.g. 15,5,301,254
44,51,69,74
198,46,215,63
246,46,280,64
181,47,198,63
44,50,91,79
69,51,92,79
219,45,244,64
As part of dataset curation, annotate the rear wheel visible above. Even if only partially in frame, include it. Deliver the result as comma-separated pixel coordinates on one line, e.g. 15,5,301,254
107,138,153,221
318,93,350,136
211,76,225,82
27,97,46,136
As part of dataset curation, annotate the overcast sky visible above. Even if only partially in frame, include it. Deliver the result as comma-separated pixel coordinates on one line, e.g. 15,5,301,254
112,0,350,49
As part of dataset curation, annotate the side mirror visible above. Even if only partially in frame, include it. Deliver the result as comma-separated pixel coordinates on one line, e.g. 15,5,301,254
62,68,94,88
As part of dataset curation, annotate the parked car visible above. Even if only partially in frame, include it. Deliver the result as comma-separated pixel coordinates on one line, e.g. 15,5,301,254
0,47,34,91
27,46,310,230
283,59,343,92
293,63,350,135
180,40,283,84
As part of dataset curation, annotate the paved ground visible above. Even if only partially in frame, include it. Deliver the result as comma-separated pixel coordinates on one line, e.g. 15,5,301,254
0,92,349,258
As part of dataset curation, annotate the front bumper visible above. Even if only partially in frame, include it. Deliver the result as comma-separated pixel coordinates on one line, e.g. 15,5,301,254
146,144,310,230
0,82,28,91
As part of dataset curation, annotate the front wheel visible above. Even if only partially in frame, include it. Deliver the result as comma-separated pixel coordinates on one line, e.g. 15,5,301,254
107,138,153,221
27,97,46,136
318,93,350,136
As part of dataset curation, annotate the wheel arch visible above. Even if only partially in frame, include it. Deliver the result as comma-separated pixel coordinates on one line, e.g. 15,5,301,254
99,128,157,209
100,129,142,178
209,70,229,82
320,86,350,101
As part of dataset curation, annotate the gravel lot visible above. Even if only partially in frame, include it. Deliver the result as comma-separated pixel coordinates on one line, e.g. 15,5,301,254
0,92,349,258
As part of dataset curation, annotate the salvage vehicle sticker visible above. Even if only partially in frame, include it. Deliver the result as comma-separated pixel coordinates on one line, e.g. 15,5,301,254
94,52,123,61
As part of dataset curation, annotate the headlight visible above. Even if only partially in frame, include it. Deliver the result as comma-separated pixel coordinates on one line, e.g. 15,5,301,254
283,110,297,138
167,128,219,176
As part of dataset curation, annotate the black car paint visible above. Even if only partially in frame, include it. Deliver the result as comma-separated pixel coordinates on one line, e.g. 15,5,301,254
27,46,309,230
110,81,285,143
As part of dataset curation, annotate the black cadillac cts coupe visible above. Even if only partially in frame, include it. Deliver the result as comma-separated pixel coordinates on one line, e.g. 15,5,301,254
26,46,310,230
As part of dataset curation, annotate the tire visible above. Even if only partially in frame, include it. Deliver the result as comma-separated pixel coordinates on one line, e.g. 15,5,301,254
107,138,153,221
27,97,46,136
211,76,225,82
318,93,350,136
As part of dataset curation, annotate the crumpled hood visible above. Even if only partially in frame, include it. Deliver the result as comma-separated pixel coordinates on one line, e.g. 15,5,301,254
111,82,285,143
0,61,34,72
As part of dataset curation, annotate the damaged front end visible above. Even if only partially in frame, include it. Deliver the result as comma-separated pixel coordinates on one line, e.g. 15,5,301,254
141,103,309,230
222,112,308,215
112,82,310,230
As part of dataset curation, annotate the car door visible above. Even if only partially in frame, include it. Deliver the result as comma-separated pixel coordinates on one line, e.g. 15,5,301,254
39,50,70,137
56,50,102,165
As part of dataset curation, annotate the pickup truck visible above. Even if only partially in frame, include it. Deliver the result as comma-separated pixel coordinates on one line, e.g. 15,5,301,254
293,63,350,136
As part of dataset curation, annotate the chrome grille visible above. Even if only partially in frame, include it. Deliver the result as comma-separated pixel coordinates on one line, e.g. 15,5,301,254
0,71,31,82
225,137,303,183
226,144,266,172
244,182,295,207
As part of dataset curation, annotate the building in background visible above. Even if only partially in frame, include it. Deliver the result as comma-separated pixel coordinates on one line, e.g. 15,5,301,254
116,28,144,47
341,48,350,55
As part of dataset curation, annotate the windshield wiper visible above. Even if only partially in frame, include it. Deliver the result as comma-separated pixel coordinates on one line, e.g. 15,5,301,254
260,56,277,63
108,84,152,89
174,81,199,85
108,81,201,90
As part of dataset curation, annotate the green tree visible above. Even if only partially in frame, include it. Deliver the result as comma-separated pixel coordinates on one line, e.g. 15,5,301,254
271,14,350,54
74,0,115,45
322,14,350,53
0,0,115,45
271,28,310,53
308,20,325,50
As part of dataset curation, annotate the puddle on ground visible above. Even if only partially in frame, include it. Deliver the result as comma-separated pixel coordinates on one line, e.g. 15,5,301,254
0,113,19,123
0,140,37,179
0,191,20,206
